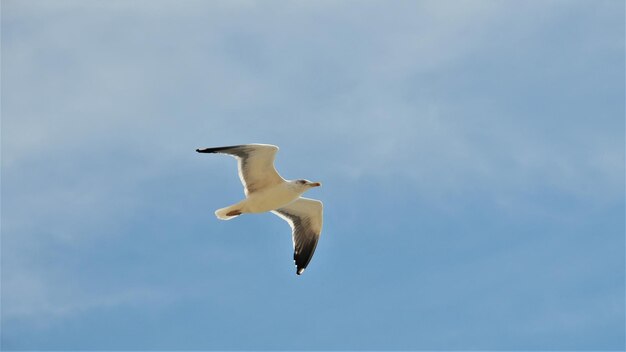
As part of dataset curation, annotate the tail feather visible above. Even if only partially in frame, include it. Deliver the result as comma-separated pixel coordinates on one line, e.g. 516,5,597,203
215,205,242,220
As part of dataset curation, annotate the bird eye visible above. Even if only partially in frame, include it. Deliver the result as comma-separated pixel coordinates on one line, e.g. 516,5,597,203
297,180,306,184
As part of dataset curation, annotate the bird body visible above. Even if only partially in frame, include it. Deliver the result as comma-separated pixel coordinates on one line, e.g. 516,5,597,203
215,181,307,219
196,144,323,275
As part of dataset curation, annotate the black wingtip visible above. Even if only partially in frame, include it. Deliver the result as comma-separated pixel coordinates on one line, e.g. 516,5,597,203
296,268,305,275
196,146,241,154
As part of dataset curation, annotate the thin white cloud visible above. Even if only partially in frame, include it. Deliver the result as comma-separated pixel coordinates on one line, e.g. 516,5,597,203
3,268,167,322
2,0,622,328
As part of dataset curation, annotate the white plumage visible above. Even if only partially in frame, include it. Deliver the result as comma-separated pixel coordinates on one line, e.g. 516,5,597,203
196,144,324,275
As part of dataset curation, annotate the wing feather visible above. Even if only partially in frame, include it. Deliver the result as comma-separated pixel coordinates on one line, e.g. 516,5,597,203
272,198,323,275
196,144,285,195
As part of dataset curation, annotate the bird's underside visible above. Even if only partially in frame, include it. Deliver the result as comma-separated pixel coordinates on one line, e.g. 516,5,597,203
196,144,324,275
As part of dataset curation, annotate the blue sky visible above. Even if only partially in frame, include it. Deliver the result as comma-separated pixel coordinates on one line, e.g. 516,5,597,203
1,0,624,350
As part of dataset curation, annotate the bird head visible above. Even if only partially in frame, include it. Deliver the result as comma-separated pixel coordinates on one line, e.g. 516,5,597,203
294,179,322,190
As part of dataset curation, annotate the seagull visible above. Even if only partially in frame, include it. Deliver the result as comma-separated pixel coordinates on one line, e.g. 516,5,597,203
196,144,323,275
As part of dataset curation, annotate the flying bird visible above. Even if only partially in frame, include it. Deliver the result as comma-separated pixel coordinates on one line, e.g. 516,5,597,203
196,144,323,275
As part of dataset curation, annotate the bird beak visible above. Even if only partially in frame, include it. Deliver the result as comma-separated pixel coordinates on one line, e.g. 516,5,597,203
310,182,322,187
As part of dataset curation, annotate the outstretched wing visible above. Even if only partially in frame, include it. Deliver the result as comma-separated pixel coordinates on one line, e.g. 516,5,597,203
196,144,285,195
272,197,323,275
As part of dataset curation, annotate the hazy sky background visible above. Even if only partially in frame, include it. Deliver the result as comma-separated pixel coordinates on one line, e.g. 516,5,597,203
2,0,624,350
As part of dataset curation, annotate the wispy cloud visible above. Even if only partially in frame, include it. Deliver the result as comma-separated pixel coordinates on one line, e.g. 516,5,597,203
3,269,167,322
2,0,623,349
